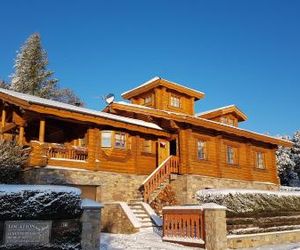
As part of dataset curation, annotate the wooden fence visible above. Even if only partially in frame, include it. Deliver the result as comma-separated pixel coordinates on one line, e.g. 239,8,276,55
162,206,205,247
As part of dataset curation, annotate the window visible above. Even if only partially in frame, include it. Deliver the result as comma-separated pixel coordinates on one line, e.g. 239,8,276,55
143,140,152,153
144,95,152,105
256,152,265,169
170,95,180,108
115,132,126,149
226,146,235,164
227,118,234,126
197,140,207,160
220,117,227,124
101,131,112,148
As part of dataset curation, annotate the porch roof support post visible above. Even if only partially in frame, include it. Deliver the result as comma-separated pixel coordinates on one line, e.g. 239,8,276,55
39,119,45,143
1,109,6,140
18,126,24,145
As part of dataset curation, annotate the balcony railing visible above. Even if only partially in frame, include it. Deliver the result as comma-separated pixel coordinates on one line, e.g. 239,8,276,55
46,144,88,161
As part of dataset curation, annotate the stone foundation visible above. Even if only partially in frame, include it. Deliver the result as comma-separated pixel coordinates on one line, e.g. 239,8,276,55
23,167,146,202
171,174,279,204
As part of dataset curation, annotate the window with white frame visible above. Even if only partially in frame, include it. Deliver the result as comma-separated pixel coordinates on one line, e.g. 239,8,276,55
197,140,207,160
101,131,112,148
226,145,235,164
115,132,126,149
256,152,265,169
170,95,180,108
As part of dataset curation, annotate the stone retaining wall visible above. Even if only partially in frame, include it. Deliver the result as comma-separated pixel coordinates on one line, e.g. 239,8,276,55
101,202,140,234
227,229,300,249
171,174,279,204
23,167,146,202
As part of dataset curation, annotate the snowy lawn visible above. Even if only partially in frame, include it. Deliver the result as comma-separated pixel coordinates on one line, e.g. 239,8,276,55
100,228,201,250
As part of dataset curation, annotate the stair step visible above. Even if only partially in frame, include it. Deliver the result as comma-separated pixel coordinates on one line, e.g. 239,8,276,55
141,222,154,228
136,214,149,219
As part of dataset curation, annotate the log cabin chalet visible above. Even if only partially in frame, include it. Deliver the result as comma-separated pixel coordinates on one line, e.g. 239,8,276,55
0,77,292,204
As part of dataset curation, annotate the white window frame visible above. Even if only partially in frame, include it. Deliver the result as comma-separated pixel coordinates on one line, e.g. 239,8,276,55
101,131,112,148
170,95,180,108
197,140,206,160
227,146,235,164
256,152,265,169
115,132,126,149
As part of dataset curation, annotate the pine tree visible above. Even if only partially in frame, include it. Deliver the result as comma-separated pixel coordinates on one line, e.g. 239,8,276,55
10,33,83,105
10,33,58,98
292,131,300,179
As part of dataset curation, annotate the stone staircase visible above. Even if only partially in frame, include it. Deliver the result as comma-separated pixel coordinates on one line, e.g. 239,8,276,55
128,201,156,228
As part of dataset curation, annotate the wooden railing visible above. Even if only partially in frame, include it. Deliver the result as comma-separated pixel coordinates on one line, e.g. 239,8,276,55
141,155,179,203
46,144,88,161
162,206,205,247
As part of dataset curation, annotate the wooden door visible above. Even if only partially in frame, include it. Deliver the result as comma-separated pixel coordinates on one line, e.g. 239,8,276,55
158,139,170,165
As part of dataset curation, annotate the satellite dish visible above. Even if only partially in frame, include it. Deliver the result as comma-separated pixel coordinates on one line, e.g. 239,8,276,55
105,93,115,104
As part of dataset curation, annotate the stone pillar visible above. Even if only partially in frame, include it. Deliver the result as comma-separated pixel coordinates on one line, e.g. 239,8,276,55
202,203,227,250
81,199,103,250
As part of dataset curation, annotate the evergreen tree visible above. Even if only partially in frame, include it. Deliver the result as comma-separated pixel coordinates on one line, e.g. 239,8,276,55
10,33,58,98
292,131,300,179
10,33,82,105
0,140,28,183
276,138,297,186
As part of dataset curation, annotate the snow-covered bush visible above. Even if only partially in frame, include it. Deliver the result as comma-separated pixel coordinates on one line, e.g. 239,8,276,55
0,185,82,220
0,140,28,183
197,189,300,217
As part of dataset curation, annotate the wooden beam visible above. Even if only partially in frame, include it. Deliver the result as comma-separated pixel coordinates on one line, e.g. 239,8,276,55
1,123,17,133
39,119,46,143
19,126,24,145
1,109,6,129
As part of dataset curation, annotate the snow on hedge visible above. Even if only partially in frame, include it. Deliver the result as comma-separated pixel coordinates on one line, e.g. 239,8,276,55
0,184,82,220
196,189,300,217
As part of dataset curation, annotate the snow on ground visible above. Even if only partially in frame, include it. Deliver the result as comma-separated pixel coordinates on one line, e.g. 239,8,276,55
100,230,300,250
100,228,201,250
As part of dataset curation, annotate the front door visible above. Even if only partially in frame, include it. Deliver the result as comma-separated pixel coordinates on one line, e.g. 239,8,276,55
158,139,170,165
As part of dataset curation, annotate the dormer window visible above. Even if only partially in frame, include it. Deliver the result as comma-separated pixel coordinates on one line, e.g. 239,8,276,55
144,95,152,105
170,95,180,108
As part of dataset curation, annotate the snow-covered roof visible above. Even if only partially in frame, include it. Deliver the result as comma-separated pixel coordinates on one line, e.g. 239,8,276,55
196,104,236,116
0,88,163,131
112,101,291,146
121,76,205,99
196,104,248,121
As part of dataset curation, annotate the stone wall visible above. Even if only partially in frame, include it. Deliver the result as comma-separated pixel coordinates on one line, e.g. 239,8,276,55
171,174,279,204
227,229,300,249
23,167,147,202
101,202,140,234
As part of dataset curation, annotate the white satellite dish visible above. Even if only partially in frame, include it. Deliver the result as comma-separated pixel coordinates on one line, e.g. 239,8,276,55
105,93,115,104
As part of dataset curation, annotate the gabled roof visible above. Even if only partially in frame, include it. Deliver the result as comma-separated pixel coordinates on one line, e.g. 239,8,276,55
108,101,292,147
196,105,248,122
121,76,205,100
0,88,166,134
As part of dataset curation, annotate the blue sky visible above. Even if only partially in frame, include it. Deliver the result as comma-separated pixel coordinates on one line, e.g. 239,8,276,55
0,0,299,136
